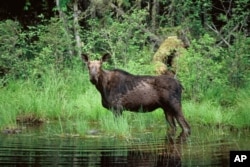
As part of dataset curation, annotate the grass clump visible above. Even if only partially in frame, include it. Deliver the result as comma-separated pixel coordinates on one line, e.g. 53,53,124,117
183,101,224,126
230,88,250,129
100,114,131,138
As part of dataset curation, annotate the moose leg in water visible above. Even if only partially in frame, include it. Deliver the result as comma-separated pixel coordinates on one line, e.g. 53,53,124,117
166,94,191,137
82,53,191,137
164,111,177,135
163,99,190,138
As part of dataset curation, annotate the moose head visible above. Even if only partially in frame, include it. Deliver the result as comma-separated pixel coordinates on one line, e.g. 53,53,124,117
81,53,111,84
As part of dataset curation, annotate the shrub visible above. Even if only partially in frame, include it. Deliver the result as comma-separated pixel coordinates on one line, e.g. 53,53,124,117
177,34,226,101
82,9,151,68
0,20,28,79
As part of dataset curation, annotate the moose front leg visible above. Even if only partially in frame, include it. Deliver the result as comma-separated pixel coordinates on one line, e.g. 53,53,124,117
112,110,123,117
110,104,123,117
109,100,124,117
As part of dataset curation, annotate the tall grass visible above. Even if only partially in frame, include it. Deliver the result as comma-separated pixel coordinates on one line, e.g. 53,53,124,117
0,65,250,137
182,87,250,130
0,67,87,127
183,101,229,126
231,87,250,128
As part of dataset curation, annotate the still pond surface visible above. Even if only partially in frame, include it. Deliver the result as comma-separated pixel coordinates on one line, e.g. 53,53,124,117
0,124,249,167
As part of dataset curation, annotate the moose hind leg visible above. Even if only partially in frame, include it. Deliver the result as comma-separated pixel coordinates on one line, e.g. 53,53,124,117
174,107,191,136
168,102,191,136
176,115,190,134
163,109,177,134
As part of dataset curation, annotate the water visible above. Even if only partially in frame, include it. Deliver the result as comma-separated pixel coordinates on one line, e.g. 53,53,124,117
0,125,249,166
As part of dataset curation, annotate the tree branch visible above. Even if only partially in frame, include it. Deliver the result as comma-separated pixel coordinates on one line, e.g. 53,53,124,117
109,2,163,45
206,24,239,47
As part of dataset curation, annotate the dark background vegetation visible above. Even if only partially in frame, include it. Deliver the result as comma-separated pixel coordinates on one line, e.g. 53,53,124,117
0,0,250,128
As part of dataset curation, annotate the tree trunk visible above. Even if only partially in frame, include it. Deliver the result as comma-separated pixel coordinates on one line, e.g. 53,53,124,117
151,0,159,33
73,0,82,57
135,0,142,9
56,0,73,57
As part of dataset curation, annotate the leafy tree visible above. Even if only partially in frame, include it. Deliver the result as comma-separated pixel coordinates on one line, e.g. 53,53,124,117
178,34,225,101
28,17,75,74
226,34,250,88
0,20,28,79
82,9,150,67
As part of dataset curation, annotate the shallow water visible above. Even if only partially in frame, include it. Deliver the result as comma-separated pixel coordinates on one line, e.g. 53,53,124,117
0,124,249,166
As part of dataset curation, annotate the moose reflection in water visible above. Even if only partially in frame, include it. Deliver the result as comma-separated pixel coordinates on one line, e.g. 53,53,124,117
101,138,182,167
82,54,190,137
0,134,182,166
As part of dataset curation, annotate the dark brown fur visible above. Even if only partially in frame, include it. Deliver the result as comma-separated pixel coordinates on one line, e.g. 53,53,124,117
82,54,190,136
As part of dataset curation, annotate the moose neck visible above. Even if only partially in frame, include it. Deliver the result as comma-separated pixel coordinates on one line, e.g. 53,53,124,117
93,69,111,97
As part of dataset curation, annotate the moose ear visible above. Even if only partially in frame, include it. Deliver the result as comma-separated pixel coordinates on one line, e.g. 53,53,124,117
81,54,89,63
101,53,111,62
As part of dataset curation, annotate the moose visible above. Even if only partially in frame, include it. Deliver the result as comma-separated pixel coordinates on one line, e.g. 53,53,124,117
82,54,190,137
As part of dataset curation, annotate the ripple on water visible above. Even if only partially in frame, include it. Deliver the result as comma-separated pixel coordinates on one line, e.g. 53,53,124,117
0,126,249,166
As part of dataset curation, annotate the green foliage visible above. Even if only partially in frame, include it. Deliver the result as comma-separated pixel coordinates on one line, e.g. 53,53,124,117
183,101,224,126
216,1,248,41
233,86,250,128
58,0,71,10
100,114,131,137
178,33,250,106
225,34,250,88
160,0,211,36
28,17,74,71
0,17,75,81
178,34,225,101
82,9,151,68
0,20,28,79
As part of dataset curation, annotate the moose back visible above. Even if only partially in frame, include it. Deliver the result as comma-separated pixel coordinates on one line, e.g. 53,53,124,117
82,54,190,136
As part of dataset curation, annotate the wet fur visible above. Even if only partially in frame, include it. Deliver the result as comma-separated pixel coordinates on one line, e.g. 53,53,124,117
82,54,191,137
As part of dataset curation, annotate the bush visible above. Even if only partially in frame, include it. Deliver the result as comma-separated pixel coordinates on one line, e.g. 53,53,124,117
0,20,28,79
178,33,250,107
0,17,78,81
178,34,226,101
27,17,75,76
82,9,151,68
225,34,250,88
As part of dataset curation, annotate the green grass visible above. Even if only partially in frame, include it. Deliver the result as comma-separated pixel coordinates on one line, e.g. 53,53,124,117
230,88,250,128
183,101,222,125
0,67,250,138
